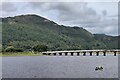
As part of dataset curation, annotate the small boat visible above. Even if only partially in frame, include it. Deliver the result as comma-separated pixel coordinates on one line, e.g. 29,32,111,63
95,66,103,71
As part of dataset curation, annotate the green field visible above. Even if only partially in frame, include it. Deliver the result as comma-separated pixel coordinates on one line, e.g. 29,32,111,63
1,52,42,57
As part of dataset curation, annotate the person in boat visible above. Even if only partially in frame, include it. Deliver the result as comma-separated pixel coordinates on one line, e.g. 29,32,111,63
95,66,103,71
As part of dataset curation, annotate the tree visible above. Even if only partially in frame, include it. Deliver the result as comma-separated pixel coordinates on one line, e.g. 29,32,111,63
14,48,24,52
5,46,23,52
33,45,48,52
5,46,15,52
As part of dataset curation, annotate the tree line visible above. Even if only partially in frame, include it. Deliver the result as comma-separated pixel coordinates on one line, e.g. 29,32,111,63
3,44,48,52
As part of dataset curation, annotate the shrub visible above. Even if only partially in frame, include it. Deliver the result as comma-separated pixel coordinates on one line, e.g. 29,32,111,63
33,45,48,52
5,46,15,52
5,46,23,52
14,48,24,52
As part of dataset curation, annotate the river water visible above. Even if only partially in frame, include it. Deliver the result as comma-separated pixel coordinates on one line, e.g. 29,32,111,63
2,54,118,78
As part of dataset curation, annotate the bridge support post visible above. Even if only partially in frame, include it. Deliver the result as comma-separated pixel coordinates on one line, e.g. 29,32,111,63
53,53,56,56
77,52,80,56
96,51,99,56
90,52,92,56
43,53,46,55
114,51,117,56
71,52,74,56
48,53,51,56
65,52,68,56
103,51,106,56
59,53,62,56
83,52,86,56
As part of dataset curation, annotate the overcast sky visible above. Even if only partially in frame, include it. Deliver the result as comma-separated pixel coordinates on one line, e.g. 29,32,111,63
0,0,119,36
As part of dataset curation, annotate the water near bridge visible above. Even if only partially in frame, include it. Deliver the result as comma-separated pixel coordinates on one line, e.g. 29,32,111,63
2,54,118,78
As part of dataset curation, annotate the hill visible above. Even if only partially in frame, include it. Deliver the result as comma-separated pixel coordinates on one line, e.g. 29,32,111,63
1,14,119,51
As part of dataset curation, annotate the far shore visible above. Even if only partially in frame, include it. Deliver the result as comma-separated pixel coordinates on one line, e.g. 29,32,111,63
0,52,42,57
0,50,119,57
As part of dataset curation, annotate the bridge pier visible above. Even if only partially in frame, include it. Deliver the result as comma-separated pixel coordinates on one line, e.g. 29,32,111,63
114,51,117,56
48,53,51,55
65,52,68,56
96,51,99,56
43,53,47,55
83,52,86,56
103,51,106,56
77,52,80,56
89,52,92,56
59,53,62,56
53,53,56,56
71,52,74,56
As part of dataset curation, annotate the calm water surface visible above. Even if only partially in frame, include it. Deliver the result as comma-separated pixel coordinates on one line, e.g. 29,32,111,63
2,54,118,78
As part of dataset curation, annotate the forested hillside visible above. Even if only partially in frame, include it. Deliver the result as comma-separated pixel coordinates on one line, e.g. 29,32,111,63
1,14,119,51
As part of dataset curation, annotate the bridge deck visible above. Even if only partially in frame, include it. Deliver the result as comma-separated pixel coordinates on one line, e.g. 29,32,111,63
42,50,120,56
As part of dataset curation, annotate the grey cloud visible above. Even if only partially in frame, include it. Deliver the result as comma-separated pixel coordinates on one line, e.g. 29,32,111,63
28,2,118,35
1,2,17,12
87,18,118,35
86,25,118,36
29,2,100,25
102,10,107,16
100,18,117,27
1,2,117,35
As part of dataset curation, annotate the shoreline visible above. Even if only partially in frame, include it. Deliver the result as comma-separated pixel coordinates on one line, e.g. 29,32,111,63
1,52,119,57
0,52,42,57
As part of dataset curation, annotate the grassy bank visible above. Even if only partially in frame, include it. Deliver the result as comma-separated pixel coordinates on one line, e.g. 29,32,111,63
1,52,43,57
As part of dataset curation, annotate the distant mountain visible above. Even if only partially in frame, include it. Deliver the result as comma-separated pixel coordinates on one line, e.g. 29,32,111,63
1,14,119,51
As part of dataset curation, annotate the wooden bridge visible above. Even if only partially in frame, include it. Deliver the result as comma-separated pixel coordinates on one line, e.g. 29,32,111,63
42,50,120,56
